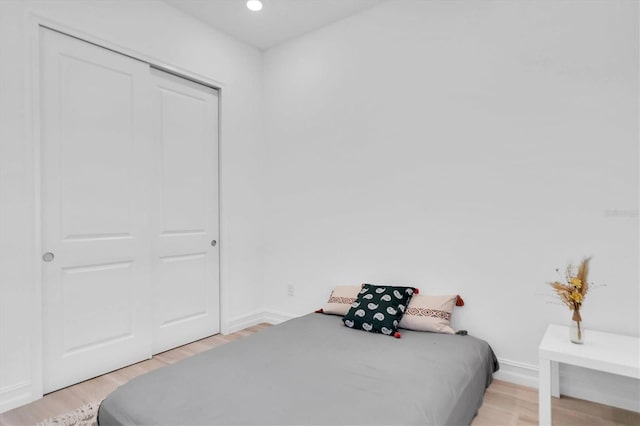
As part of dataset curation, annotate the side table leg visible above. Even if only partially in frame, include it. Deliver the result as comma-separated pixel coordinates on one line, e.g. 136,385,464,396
539,357,552,426
551,361,559,398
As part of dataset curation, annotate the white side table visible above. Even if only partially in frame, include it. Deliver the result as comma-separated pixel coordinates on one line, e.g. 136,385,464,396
538,324,640,425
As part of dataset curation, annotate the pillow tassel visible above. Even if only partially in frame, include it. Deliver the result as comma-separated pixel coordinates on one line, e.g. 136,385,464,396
315,308,324,314
394,331,402,338
456,295,464,306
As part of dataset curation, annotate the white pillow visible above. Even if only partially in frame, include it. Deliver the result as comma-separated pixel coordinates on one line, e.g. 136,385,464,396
322,285,361,316
399,294,457,334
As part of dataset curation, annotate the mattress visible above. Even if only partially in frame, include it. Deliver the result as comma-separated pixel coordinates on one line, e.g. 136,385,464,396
98,313,498,425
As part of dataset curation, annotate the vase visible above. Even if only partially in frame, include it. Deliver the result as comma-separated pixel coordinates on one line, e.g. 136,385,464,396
570,319,584,344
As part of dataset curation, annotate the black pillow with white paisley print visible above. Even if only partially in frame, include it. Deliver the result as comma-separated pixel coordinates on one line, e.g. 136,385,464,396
342,284,416,337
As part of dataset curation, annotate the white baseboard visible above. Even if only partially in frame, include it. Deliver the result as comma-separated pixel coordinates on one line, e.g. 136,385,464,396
494,358,539,389
226,310,298,334
0,381,33,414
263,310,298,325
226,310,268,334
494,357,639,413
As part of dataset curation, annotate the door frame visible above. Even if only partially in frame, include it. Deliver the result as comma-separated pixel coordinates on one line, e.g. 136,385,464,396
26,14,226,402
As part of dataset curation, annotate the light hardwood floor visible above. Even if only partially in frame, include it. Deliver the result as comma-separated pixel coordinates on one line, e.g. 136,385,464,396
1,323,638,426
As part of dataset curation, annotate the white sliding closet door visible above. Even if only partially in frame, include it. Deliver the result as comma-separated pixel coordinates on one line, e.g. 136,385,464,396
40,28,220,393
40,28,153,393
150,69,220,355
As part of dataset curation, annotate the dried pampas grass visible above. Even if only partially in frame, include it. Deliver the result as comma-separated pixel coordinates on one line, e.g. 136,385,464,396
549,257,591,322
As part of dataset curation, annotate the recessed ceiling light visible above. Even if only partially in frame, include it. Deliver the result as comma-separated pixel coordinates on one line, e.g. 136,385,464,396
246,0,263,11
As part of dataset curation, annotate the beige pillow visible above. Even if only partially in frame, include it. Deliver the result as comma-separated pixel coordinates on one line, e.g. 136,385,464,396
399,294,457,334
322,285,361,316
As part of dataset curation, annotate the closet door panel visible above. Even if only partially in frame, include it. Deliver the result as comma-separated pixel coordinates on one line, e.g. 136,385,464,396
158,87,209,233
40,28,153,393
151,69,220,354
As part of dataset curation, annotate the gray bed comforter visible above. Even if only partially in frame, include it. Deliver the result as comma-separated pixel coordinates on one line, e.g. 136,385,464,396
98,313,498,425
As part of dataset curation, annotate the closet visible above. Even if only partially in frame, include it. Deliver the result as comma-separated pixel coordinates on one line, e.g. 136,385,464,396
40,28,220,393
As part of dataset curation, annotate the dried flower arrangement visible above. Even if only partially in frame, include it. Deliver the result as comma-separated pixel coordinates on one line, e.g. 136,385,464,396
549,257,592,341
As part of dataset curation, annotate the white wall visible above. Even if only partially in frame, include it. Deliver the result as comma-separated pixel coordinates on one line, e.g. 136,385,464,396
263,0,639,411
0,0,265,411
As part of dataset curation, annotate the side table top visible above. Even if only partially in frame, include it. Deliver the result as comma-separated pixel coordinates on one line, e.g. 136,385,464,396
539,324,640,379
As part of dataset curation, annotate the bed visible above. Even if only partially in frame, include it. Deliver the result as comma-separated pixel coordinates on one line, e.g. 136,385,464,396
98,312,498,425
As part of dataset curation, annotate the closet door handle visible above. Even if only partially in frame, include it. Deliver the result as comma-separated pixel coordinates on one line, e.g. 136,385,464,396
42,252,55,262
210,240,217,247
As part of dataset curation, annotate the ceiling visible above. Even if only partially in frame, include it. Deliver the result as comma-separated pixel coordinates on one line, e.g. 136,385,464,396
163,0,386,50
